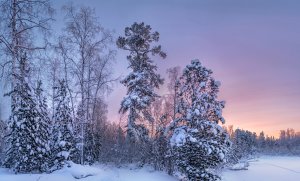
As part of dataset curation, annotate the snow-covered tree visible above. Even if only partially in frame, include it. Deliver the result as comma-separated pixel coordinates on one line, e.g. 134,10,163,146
32,80,52,170
152,124,170,171
117,22,166,143
4,55,51,173
0,119,7,164
168,60,231,180
258,131,266,150
51,80,77,169
232,128,257,160
59,4,115,164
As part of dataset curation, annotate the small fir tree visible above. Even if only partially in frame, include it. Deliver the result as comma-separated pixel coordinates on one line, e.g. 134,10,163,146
169,60,231,180
51,80,76,169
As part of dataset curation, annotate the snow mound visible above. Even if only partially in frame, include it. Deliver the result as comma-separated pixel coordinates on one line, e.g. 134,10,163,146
170,127,187,147
229,162,249,171
57,161,101,179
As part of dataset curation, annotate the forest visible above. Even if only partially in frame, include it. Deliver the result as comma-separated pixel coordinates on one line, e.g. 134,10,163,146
0,1,300,181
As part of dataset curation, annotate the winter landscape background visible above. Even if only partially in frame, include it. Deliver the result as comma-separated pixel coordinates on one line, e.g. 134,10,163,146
0,0,300,180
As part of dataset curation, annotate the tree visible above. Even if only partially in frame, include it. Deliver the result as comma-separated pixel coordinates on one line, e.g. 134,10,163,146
0,0,53,99
166,66,181,120
258,131,266,150
0,119,7,164
168,60,231,180
59,4,115,164
148,67,180,172
117,22,166,143
84,98,108,164
4,55,51,173
232,129,257,160
51,80,77,169
152,120,171,171
32,80,52,169
46,57,63,118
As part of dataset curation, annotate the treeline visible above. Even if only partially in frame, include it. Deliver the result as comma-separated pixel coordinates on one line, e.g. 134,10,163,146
224,126,300,163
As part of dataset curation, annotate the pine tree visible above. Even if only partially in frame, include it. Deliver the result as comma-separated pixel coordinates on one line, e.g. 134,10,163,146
169,60,231,180
4,55,51,173
117,22,166,143
51,80,76,169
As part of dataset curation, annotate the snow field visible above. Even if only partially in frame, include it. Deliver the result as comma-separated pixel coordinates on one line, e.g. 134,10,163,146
0,163,177,181
0,156,299,181
222,156,300,181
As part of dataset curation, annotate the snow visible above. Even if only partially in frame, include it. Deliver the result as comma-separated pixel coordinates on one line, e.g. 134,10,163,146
59,141,66,147
219,152,225,160
0,156,299,181
57,161,101,179
229,161,249,170
58,151,70,159
189,136,197,142
0,163,177,181
200,81,206,88
222,156,300,181
194,109,200,115
170,128,187,146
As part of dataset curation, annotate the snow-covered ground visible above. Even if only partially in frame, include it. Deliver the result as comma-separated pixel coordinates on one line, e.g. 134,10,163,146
222,156,300,181
0,156,299,181
0,162,176,181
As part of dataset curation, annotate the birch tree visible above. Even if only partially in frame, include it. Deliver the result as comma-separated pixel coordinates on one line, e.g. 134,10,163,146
59,4,115,164
0,0,53,91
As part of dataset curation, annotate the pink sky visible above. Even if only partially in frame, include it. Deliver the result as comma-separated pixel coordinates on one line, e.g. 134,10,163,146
52,0,300,137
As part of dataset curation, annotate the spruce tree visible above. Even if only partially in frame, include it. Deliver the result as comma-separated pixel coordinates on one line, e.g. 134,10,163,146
0,119,7,165
169,60,231,180
4,55,51,173
32,80,52,171
51,80,76,169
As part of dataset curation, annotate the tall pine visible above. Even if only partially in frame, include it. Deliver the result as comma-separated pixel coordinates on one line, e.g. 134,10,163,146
117,22,166,163
117,22,166,143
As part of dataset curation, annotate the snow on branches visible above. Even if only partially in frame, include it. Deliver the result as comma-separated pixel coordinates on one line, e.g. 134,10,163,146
117,22,166,143
169,59,231,180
